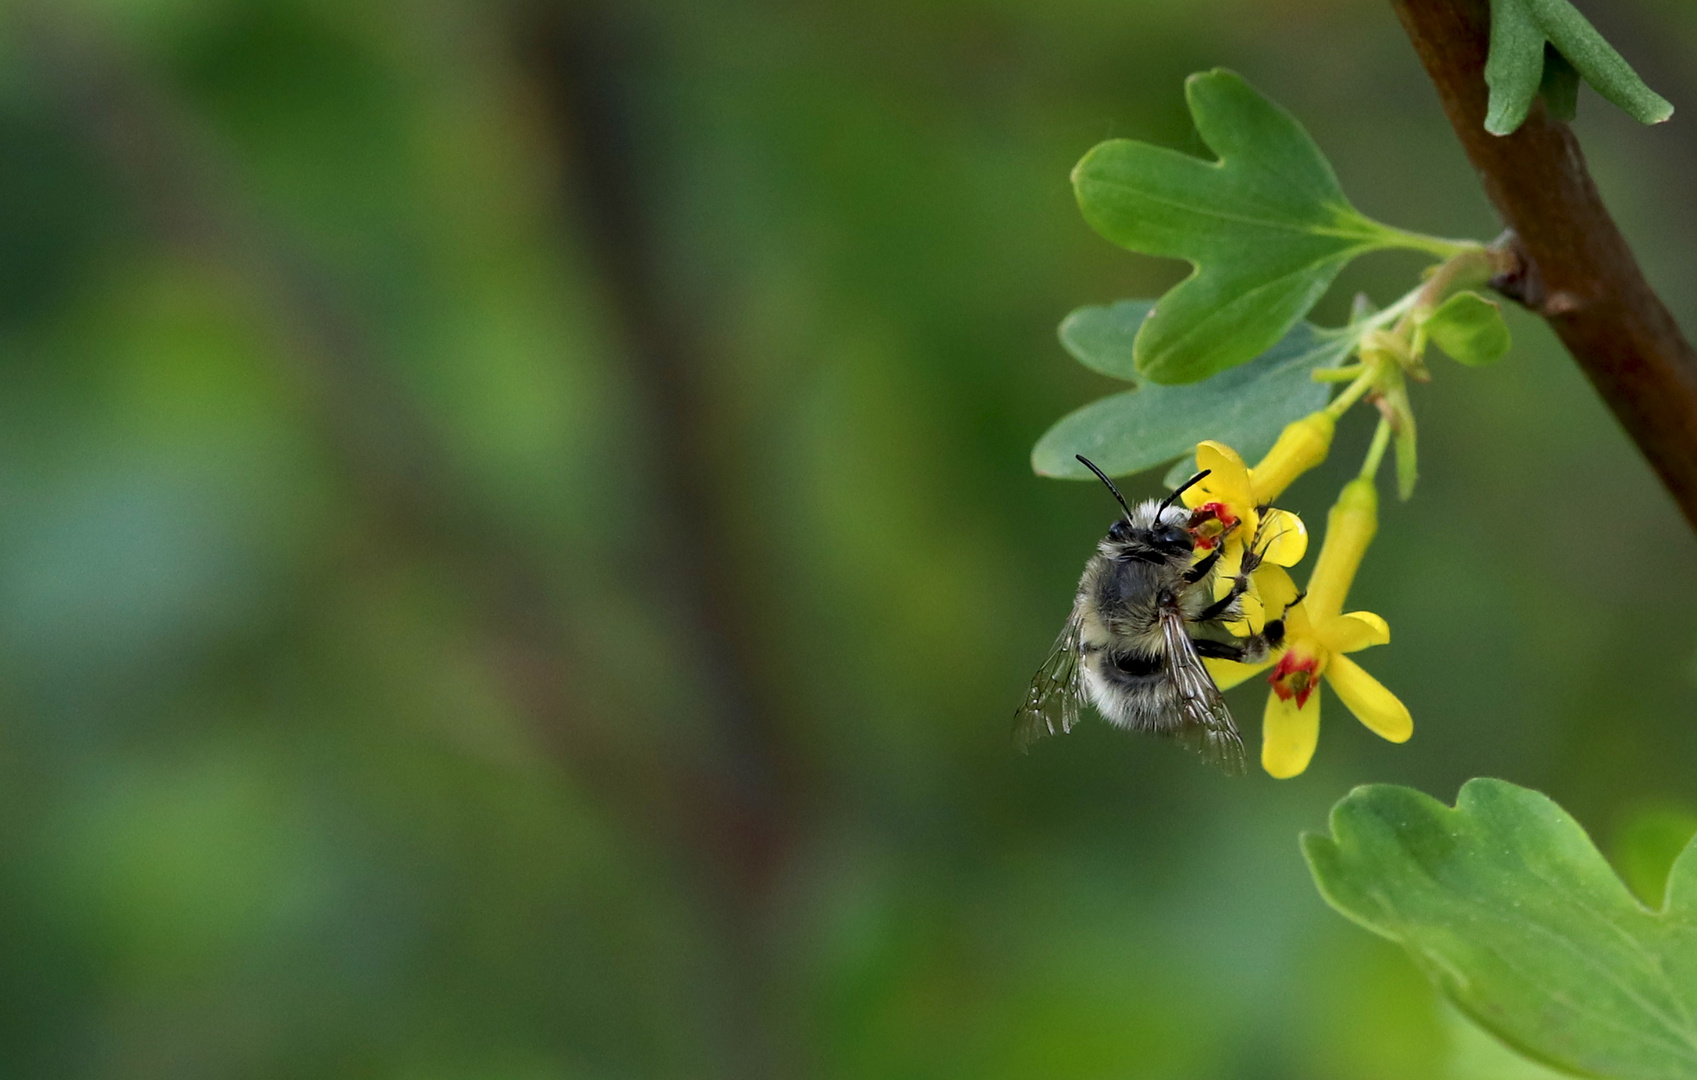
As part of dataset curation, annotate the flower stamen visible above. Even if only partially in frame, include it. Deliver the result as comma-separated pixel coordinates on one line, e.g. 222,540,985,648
1188,501,1239,549
1269,651,1322,707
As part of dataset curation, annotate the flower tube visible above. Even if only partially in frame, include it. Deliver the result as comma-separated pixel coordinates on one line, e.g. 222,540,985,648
1207,476,1412,778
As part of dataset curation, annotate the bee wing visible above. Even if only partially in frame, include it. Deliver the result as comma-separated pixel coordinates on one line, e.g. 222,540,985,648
1012,605,1084,752
1159,608,1247,775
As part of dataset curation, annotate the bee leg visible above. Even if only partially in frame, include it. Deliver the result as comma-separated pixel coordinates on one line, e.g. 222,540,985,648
1195,591,1242,622
1192,638,1247,661
1196,616,1288,666
1195,559,1258,622
1232,619,1287,663
1183,548,1222,583
1238,543,1264,575
1246,503,1307,570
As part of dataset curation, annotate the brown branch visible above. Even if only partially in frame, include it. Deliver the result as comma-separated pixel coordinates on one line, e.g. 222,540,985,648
1392,0,1697,531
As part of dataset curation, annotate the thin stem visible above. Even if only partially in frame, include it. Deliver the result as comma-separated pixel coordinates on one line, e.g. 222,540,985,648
1360,417,1393,481
1395,263,1476,335
1351,288,1421,336
1409,325,1429,364
1313,364,1367,383
1324,367,1376,419
1414,243,1497,312
1377,224,1478,261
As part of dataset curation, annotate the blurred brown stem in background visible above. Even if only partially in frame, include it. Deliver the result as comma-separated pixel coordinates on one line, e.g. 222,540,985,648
521,8,806,905
22,7,795,1074
1392,0,1697,532
521,8,819,1075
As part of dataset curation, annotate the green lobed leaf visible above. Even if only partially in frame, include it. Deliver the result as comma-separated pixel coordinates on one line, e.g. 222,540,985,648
1032,316,1348,480
1072,69,1435,385
1485,0,1673,136
1423,291,1511,366
1304,778,1697,1080
1057,300,1152,381
1444,1003,1575,1080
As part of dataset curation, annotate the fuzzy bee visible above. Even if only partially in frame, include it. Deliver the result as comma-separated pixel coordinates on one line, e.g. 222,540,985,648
1014,456,1289,773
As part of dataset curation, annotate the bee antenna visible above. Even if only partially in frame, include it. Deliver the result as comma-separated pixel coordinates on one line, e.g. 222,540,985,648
1159,468,1213,511
1075,455,1135,521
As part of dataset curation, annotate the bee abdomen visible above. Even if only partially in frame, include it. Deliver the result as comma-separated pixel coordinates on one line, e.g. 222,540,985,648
1082,648,1184,735
1108,651,1162,678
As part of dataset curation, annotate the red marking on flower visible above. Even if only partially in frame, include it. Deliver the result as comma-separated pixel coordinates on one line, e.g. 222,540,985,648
1269,652,1319,707
1203,502,1239,527
1188,501,1239,550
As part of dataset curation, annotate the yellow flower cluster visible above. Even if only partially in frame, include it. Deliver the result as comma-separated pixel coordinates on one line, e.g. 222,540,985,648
1180,414,1332,636
1190,415,1412,778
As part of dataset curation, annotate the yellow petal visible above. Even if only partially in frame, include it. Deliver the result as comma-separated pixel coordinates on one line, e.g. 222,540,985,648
1255,507,1308,567
1281,601,1314,639
1324,611,1390,653
1237,507,1261,550
1180,479,1218,510
1251,564,1300,619
1205,655,1275,691
1208,540,1264,636
1224,591,1262,637
1189,441,1253,508
1325,654,1412,743
1262,688,1319,779
1211,542,1246,601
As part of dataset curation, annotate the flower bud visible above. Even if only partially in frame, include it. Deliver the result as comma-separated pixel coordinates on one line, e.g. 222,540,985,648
1248,412,1335,501
1304,477,1378,622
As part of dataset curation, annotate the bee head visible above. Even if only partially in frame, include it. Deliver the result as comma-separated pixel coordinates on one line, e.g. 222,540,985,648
1078,456,1201,560
1147,509,1195,553
1106,505,1193,550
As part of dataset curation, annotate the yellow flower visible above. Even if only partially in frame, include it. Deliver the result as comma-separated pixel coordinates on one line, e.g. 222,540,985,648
1182,413,1335,634
1206,477,1412,778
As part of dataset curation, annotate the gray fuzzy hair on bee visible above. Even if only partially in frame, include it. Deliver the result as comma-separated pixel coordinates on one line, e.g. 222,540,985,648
1013,455,1288,774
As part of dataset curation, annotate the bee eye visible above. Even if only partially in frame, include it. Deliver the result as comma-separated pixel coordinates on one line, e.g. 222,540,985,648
1154,524,1192,550
1108,520,1133,541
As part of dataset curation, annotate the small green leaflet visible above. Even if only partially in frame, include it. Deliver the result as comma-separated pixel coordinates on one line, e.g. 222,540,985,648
1304,779,1697,1080
1072,69,1454,386
1394,412,1418,501
1057,299,1149,381
1485,0,1673,136
1032,306,1349,480
1423,291,1512,366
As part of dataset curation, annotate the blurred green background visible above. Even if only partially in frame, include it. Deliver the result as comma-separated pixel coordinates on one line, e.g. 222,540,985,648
0,0,1693,1076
